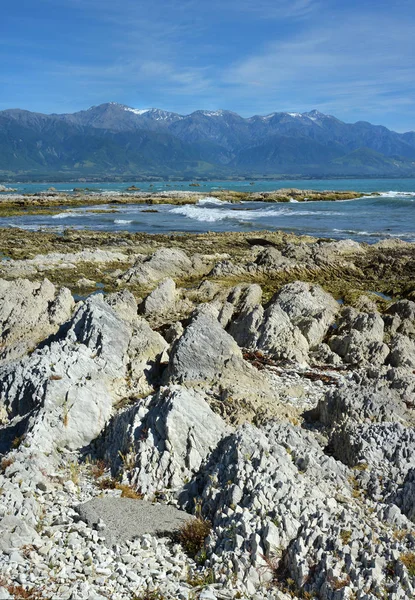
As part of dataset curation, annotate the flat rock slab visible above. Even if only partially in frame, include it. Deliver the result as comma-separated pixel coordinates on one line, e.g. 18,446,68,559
76,497,193,546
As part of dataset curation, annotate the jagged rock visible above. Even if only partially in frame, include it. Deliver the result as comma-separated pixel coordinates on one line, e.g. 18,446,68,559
228,284,263,314
386,299,415,321
314,378,415,504
76,497,193,546
0,515,41,552
399,469,415,522
0,278,74,364
314,379,410,427
209,259,246,278
163,321,184,344
0,249,129,278
329,422,415,502
216,284,263,330
0,295,131,454
229,282,337,363
179,421,390,592
228,303,264,348
329,308,389,365
195,280,222,302
256,304,309,364
127,318,168,395
254,247,294,269
163,305,292,424
309,342,342,366
272,281,339,347
105,289,138,324
387,334,415,368
76,277,96,288
142,278,178,317
165,305,253,386
353,294,379,313
118,248,196,285
98,385,231,495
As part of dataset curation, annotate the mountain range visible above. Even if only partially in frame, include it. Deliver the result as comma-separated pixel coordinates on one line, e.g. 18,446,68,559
1,102,415,180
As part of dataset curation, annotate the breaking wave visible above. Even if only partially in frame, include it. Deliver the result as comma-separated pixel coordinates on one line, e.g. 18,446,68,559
169,205,345,223
379,191,415,198
51,211,83,219
197,196,228,206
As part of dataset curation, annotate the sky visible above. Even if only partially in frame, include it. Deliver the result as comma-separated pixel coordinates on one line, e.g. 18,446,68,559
1,0,414,131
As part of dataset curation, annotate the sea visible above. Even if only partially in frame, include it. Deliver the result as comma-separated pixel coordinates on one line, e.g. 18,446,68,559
1,178,414,243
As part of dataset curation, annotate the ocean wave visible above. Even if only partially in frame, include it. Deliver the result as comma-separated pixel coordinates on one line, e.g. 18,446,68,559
169,205,345,223
51,211,82,219
379,191,415,198
197,196,227,206
114,219,133,224
333,228,414,239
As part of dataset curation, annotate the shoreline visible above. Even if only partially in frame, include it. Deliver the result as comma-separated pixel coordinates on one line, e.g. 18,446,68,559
0,188,375,217
0,226,413,301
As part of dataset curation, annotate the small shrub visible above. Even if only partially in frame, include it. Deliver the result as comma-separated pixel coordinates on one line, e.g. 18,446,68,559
11,435,25,449
0,578,43,599
132,589,166,600
98,477,143,499
385,561,396,578
329,575,351,590
400,552,415,577
68,461,80,485
90,459,107,479
0,457,15,473
178,518,212,559
98,476,117,490
258,552,283,584
21,544,36,559
116,484,143,499
353,462,368,471
340,529,352,545
393,529,408,541
186,568,214,587
348,475,362,499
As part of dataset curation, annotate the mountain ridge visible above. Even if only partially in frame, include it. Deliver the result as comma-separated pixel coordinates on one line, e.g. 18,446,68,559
1,102,414,180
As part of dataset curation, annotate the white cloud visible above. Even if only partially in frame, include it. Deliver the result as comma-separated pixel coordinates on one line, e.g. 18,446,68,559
219,12,415,125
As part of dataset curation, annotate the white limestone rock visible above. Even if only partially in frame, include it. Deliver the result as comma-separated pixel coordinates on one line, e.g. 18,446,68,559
98,385,231,495
0,278,74,364
142,278,178,317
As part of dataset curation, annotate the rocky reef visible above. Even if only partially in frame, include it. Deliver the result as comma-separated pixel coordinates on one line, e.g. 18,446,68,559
0,229,414,599
0,188,371,217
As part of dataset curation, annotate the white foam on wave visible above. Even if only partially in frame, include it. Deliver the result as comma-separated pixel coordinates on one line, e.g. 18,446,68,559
333,228,414,239
51,212,82,219
9,223,66,232
379,191,415,198
169,205,345,223
114,219,133,224
197,196,227,206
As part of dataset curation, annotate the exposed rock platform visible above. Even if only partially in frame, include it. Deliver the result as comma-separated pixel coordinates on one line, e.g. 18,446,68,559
0,228,414,599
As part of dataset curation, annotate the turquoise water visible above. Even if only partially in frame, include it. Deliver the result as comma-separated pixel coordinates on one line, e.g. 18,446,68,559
3,178,415,195
1,179,414,243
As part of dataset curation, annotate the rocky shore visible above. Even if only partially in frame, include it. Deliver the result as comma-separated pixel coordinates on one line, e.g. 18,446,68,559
0,228,414,599
0,188,372,217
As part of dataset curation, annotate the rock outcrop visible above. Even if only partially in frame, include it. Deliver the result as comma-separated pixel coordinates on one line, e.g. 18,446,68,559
0,278,74,364
1,233,415,600
97,385,231,496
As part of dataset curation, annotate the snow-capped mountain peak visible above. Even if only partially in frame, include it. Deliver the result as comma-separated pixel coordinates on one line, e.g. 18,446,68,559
123,107,151,116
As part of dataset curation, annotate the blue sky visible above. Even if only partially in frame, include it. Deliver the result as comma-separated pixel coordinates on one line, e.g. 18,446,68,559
1,0,414,131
